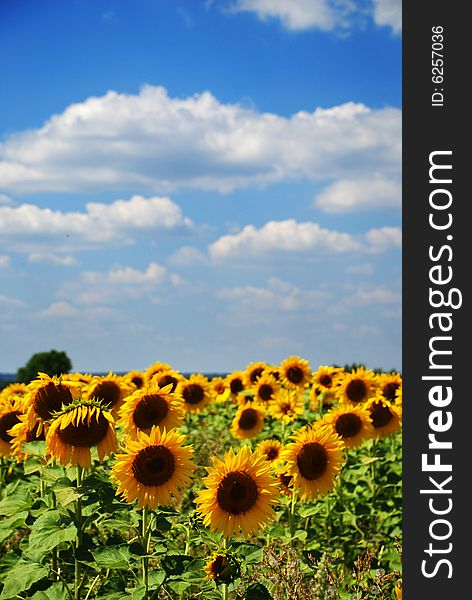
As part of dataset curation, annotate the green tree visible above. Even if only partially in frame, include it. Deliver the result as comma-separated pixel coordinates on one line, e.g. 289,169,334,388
16,349,72,383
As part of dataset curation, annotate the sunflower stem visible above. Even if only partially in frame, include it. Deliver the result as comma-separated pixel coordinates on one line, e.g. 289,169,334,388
52,490,59,580
289,490,298,539
74,465,84,600
142,507,150,600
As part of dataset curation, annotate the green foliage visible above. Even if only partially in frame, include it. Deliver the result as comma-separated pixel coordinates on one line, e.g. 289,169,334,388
16,349,72,383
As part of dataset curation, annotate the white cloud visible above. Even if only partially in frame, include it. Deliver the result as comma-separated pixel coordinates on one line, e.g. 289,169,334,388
0,255,10,268
314,175,401,213
208,219,401,260
167,246,208,266
345,263,374,276
217,277,330,311
228,0,401,33
58,261,181,306
0,294,26,307
347,285,401,305
39,301,79,318
0,86,400,195
372,0,401,34
28,253,79,266
0,195,193,254
0,194,14,205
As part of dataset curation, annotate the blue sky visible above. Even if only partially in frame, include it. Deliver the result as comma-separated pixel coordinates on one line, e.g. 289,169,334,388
0,0,401,374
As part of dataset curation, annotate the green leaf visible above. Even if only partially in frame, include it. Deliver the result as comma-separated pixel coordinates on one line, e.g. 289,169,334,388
245,583,272,600
0,511,28,544
298,504,322,518
161,554,192,576
30,582,70,600
91,545,131,570
292,529,308,541
53,478,82,507
0,494,31,517
22,441,47,459
0,560,49,599
28,510,77,555
165,580,191,595
235,543,263,564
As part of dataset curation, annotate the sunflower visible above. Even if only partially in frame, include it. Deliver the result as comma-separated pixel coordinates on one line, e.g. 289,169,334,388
276,471,294,496
230,402,265,439
252,373,279,404
123,370,147,390
24,373,81,434
321,405,374,449
8,416,46,461
365,397,402,438
204,553,239,583
46,400,117,468
149,369,183,393
176,374,211,413
395,579,402,600
0,399,24,458
225,371,247,399
118,383,185,437
84,372,133,416
279,356,311,389
63,372,93,386
309,385,338,413
262,365,280,381
244,361,267,387
0,382,28,403
209,377,231,403
111,426,194,510
377,372,403,404
337,367,377,406
255,439,283,468
311,366,343,393
280,425,345,500
268,389,304,424
144,361,173,383
195,445,279,537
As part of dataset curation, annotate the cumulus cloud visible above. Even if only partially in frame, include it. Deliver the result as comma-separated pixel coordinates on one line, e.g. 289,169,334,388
0,194,14,205
0,255,10,268
0,294,26,307
314,175,401,213
28,253,79,266
0,195,194,254
0,86,400,195
208,219,401,260
167,246,208,266
58,262,181,306
228,0,401,33
372,0,401,34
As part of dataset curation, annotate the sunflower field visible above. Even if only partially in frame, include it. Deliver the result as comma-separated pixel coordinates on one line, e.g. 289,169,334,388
0,358,402,600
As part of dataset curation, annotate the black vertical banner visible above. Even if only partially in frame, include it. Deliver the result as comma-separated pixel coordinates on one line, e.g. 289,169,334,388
403,1,468,598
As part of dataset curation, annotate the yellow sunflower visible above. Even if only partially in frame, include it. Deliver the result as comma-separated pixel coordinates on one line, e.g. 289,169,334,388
321,405,374,449
262,365,281,382
209,377,231,403
110,426,194,510
123,370,147,391
8,416,46,461
63,372,93,386
377,372,402,404
195,445,279,537
0,399,24,458
46,400,117,468
311,365,343,393
226,371,247,399
176,374,211,413
365,397,402,438
230,402,265,439
244,361,267,387
252,373,279,404
276,470,294,497
118,383,185,437
309,385,338,413
204,553,238,583
149,369,183,393
279,356,311,389
144,361,173,383
268,389,304,424
84,372,133,416
255,439,283,468
280,425,345,500
0,382,28,403
395,579,402,600
337,367,377,406
24,373,81,434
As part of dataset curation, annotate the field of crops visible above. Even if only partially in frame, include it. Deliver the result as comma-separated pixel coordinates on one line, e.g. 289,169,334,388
0,358,402,600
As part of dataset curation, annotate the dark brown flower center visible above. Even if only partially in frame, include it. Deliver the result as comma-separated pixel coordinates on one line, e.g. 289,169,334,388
297,442,328,480
32,382,74,420
286,366,304,384
132,445,175,486
345,379,368,403
257,384,273,402
266,447,279,461
279,402,291,415
249,368,264,383
214,382,226,394
230,378,244,394
217,470,258,514
91,381,122,408
383,382,400,402
335,413,362,438
131,376,144,389
370,402,394,428
182,383,204,405
238,408,259,430
157,374,179,392
319,375,333,388
133,395,169,429
278,473,292,488
0,411,22,442
25,422,45,442
57,411,109,447
210,555,228,578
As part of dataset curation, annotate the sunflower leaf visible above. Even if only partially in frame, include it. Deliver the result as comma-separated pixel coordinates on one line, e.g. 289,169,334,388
245,583,272,600
91,544,132,570
30,582,70,600
0,560,49,599
28,510,78,555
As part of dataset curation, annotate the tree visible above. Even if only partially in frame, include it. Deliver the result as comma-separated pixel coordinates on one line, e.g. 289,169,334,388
16,349,73,383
